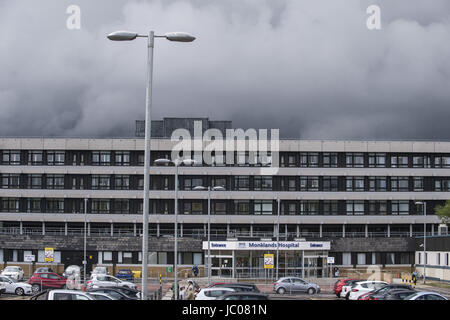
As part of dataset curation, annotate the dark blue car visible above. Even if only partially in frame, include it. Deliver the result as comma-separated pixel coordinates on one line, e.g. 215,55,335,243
116,269,134,281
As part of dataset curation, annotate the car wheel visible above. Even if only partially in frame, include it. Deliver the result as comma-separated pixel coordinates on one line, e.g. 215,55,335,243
15,287,25,296
307,288,316,295
277,287,286,295
31,284,41,294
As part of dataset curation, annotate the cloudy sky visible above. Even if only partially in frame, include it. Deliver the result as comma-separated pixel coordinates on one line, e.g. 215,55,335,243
0,0,450,139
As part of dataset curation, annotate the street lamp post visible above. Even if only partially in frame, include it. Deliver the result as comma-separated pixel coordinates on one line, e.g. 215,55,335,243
276,197,280,280
415,201,427,284
155,158,196,300
83,198,87,285
193,185,226,285
107,30,195,300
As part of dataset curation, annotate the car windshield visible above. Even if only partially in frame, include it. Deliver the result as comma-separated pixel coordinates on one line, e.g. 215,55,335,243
404,292,418,300
4,267,19,272
118,270,129,274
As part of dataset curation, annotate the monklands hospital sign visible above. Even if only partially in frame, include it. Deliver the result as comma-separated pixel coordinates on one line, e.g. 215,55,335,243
202,241,331,251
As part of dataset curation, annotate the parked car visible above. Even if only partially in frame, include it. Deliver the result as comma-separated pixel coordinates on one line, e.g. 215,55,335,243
367,284,415,300
91,266,109,276
30,289,95,300
88,292,118,300
340,279,363,299
85,287,138,300
211,284,257,292
63,265,82,279
348,280,389,300
209,283,260,292
0,282,5,295
28,272,67,294
113,286,141,299
216,292,270,300
333,278,359,297
403,291,448,300
116,269,134,281
274,277,320,295
87,274,137,290
1,266,24,281
33,267,54,274
195,287,235,300
376,289,418,300
0,275,33,296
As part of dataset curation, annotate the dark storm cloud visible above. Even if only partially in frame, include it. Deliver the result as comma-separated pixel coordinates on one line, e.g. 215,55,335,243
0,0,449,139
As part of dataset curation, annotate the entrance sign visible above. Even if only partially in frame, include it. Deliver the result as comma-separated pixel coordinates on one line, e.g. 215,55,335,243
264,254,274,269
327,257,335,264
44,247,54,262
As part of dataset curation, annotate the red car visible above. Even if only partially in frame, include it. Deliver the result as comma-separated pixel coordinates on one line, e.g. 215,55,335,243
28,272,67,294
333,278,360,297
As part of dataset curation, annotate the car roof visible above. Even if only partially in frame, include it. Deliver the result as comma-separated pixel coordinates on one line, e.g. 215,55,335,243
220,292,267,297
202,287,235,291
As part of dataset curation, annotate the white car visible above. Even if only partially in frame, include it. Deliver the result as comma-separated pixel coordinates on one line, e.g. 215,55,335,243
348,280,388,300
0,275,33,296
404,291,448,300
340,280,362,299
91,266,109,276
195,287,235,300
30,289,96,300
1,266,24,281
87,274,137,290
88,292,118,300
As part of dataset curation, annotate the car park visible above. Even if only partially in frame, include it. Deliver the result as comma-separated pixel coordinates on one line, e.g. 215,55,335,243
30,289,95,300
28,272,67,293
348,280,389,300
195,287,236,300
403,291,448,300
209,283,260,292
216,292,270,300
340,279,363,299
88,292,118,300
367,284,415,300
1,266,24,281
0,275,33,296
116,269,134,281
86,287,139,300
274,277,320,295
87,274,137,290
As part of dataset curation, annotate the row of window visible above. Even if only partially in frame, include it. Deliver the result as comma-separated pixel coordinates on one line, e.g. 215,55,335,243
2,173,449,192
0,198,435,216
417,252,450,267
2,150,450,168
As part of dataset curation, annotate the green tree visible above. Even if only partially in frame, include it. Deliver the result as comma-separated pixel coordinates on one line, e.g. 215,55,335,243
435,200,450,225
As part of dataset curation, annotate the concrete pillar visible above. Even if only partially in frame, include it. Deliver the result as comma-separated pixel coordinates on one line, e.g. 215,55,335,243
65,222,68,236
110,223,113,237
285,224,288,240
342,224,345,238
87,222,90,236
319,224,322,238
19,221,23,235
365,224,368,238
250,224,253,237
431,224,434,236
296,225,300,238
42,222,45,236
227,223,230,237
387,224,390,238
232,250,236,279
156,223,160,237
180,223,183,238
410,224,413,238
273,224,277,237
204,223,207,237
134,223,137,237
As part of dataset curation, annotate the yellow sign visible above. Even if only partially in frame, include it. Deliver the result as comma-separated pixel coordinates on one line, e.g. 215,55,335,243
264,254,274,269
44,247,54,262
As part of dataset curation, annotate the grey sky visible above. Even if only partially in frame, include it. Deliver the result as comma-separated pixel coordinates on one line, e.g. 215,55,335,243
0,0,449,139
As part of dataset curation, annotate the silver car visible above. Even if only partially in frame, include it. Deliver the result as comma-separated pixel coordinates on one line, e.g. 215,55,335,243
274,277,320,295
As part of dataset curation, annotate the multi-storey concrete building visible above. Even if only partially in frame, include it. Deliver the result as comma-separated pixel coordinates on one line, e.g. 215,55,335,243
0,118,449,278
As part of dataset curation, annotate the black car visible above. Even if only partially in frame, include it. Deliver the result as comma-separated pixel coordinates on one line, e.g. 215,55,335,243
211,283,260,293
369,284,415,300
113,286,141,299
216,292,269,300
86,287,138,300
383,289,417,300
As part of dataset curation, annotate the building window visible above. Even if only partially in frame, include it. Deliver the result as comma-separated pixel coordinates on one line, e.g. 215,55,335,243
391,201,409,215
46,175,65,189
183,177,203,191
323,177,338,191
114,175,130,190
391,155,409,168
1,174,20,189
323,201,338,215
46,199,65,213
28,174,42,189
299,153,319,167
390,177,409,192
323,153,338,168
434,179,450,191
1,150,21,165
254,200,273,215
346,153,364,168
434,156,450,168
114,151,130,166
114,200,129,214
234,176,250,191
92,199,110,214
211,177,227,189
368,177,387,191
27,198,41,213
92,175,111,190
280,177,296,191
368,201,387,215
413,156,431,168
28,151,43,165
357,253,366,265
183,202,203,215
413,177,424,191
282,202,296,215
281,154,296,167
299,201,319,215
346,201,365,215
212,202,227,215
368,153,386,168
47,151,65,165
342,253,352,266
386,253,395,265
254,177,273,191
346,177,365,191
1,198,19,212
234,201,250,215
92,151,111,166
299,176,319,191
